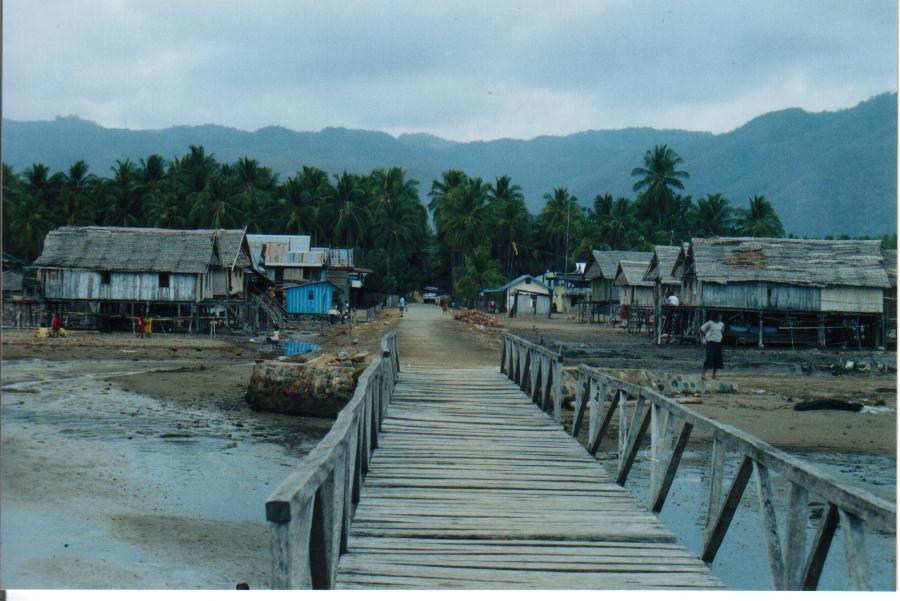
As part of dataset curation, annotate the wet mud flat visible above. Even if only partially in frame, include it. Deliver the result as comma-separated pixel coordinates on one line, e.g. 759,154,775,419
0,357,331,589
504,320,897,454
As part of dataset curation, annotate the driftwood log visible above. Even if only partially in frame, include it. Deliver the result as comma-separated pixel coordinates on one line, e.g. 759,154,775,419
793,399,863,412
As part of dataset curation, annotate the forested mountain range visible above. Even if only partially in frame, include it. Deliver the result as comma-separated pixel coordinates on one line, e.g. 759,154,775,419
4,92,896,236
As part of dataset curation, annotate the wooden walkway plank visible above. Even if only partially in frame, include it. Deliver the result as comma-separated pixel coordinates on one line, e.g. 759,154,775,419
336,367,723,589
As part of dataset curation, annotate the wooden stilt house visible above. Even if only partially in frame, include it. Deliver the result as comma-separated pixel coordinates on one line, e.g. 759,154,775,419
33,226,267,331
672,237,890,348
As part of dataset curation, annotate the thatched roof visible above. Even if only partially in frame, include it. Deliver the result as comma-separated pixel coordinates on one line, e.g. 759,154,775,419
34,226,251,273
586,250,653,280
643,245,682,285
614,260,653,287
883,249,897,287
678,237,890,288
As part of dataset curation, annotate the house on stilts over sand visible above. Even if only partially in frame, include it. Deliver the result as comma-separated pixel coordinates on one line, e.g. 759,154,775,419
32,226,283,331
667,237,891,348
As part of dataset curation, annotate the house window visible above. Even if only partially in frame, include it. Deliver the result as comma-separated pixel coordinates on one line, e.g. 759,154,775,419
308,291,315,301
100,271,111,285
159,273,170,288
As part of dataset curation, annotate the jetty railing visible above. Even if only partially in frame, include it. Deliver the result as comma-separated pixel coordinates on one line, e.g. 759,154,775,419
265,331,399,589
500,333,896,591
500,332,563,422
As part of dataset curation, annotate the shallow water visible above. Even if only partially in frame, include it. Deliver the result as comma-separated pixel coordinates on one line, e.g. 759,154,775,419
596,446,896,590
281,340,321,357
0,358,327,589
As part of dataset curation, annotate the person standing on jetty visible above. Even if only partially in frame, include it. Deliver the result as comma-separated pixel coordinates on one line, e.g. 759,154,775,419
700,312,725,380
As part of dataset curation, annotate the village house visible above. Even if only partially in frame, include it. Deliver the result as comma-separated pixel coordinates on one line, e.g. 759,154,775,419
643,244,688,343
882,248,896,345
32,226,270,331
247,234,322,284
671,237,890,348
481,274,552,318
549,255,593,314
246,234,368,307
284,280,339,316
582,250,652,322
613,259,654,309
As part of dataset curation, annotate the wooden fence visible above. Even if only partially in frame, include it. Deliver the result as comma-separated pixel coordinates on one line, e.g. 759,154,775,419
265,331,399,589
500,332,563,422
501,332,896,591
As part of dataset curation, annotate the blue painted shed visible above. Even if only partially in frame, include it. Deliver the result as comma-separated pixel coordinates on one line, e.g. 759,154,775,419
285,281,337,315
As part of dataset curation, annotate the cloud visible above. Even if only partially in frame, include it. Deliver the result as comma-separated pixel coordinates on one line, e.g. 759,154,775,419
3,0,896,140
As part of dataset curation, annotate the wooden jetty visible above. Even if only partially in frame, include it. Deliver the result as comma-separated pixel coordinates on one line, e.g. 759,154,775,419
267,329,895,590
336,366,720,589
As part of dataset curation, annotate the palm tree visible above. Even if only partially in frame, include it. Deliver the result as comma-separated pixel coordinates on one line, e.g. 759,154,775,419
372,197,421,295
694,193,733,237
146,191,188,228
540,187,583,272
437,177,493,272
139,155,167,185
332,172,367,248
57,160,96,225
735,195,785,237
598,197,635,250
488,175,528,278
589,193,614,225
105,159,142,226
190,174,244,228
371,167,419,213
428,169,468,212
278,175,315,235
453,245,505,304
5,191,50,261
296,166,334,244
631,145,689,227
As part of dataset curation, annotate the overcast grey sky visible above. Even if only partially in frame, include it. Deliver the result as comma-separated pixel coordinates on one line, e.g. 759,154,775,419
3,0,897,141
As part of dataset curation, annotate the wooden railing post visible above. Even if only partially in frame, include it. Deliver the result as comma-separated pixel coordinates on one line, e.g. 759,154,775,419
552,359,562,422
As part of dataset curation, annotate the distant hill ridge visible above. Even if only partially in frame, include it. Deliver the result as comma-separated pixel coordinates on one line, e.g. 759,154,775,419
3,92,896,236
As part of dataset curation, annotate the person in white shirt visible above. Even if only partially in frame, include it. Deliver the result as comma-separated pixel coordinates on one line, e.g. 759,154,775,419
700,312,725,380
270,328,280,350
667,292,679,306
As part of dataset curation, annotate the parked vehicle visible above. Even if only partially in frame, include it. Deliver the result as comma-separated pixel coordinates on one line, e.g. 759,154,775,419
422,286,439,303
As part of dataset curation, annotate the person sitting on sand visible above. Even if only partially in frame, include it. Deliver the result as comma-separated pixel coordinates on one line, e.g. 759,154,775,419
700,312,725,380
50,314,62,338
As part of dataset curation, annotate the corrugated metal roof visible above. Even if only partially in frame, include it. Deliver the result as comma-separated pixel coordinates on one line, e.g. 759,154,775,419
587,250,653,280
33,226,250,273
687,237,889,288
482,274,551,293
642,245,682,285
614,260,653,287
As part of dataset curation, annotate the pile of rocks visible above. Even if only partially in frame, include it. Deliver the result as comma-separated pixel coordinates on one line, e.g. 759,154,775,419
801,357,896,375
245,355,367,417
454,309,504,328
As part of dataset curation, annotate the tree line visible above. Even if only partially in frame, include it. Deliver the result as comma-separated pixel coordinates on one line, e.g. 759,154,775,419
2,144,894,299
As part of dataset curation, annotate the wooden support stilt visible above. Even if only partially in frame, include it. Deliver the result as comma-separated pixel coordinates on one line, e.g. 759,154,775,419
758,311,765,348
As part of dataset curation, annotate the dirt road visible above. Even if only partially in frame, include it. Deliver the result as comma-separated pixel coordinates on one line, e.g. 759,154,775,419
396,303,499,368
